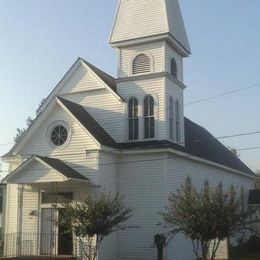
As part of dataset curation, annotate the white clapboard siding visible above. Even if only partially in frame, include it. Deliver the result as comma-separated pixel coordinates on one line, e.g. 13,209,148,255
117,77,166,141
165,77,184,144
166,156,254,260
165,42,184,82
60,63,106,94
10,161,66,184
117,153,167,260
5,184,18,234
98,152,118,260
119,42,164,78
64,90,125,142
21,185,39,237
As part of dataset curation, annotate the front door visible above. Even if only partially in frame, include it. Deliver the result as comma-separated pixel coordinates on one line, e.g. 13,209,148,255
58,208,73,255
40,208,57,255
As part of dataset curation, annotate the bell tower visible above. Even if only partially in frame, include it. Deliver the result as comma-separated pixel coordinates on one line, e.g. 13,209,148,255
110,0,191,144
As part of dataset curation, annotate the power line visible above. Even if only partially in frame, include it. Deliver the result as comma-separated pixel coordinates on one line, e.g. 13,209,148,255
0,130,259,153
237,146,260,152
185,84,260,106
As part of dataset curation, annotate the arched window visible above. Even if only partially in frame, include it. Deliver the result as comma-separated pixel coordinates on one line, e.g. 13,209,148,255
171,58,177,79
132,54,151,75
169,97,174,140
175,100,181,143
128,97,139,141
186,177,192,192
144,95,155,139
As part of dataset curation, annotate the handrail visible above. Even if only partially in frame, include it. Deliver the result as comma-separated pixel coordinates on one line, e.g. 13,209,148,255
0,232,81,259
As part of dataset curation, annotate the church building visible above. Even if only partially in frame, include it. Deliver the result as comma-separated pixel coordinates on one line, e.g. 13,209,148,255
1,0,255,259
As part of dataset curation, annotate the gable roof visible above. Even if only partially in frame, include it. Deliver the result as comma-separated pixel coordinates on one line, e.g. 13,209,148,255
38,58,122,113
52,99,255,176
3,155,89,183
37,156,88,181
57,97,118,148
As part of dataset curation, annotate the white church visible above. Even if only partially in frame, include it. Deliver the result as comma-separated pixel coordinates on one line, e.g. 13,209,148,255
0,0,255,259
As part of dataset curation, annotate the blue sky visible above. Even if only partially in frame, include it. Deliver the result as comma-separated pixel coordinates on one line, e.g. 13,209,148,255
0,0,259,172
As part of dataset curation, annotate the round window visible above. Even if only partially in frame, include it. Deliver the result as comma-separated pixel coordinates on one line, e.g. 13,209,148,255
50,125,68,146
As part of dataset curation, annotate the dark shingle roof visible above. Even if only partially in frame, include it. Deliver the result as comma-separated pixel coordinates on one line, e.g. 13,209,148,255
248,190,260,205
57,97,254,176
58,97,118,148
37,156,88,181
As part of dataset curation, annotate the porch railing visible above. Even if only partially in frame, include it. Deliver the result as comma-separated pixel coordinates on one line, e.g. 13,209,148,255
0,233,84,259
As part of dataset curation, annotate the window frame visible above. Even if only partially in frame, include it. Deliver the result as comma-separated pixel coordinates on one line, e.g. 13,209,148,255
144,95,155,139
132,53,152,75
175,100,181,143
128,97,139,141
169,97,174,140
171,58,178,79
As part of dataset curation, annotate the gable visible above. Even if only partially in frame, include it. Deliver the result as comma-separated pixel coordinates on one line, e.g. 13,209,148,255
19,102,99,156
38,58,122,114
8,160,66,184
60,63,106,94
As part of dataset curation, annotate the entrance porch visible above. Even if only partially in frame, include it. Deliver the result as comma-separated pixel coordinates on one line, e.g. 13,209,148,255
2,155,94,259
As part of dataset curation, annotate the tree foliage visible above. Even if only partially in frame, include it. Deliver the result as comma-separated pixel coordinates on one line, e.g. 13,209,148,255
59,192,134,260
161,184,254,260
13,98,45,143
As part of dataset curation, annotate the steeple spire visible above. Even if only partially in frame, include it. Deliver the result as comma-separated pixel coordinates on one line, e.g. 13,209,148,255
110,0,191,56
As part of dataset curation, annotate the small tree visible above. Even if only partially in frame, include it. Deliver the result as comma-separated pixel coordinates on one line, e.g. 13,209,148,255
60,192,134,260
161,184,254,260
14,98,46,143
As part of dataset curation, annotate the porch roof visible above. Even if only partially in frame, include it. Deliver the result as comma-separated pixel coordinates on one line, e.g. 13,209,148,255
3,155,89,184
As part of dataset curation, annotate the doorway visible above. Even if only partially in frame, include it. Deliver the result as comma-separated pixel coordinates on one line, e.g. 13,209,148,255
40,208,73,256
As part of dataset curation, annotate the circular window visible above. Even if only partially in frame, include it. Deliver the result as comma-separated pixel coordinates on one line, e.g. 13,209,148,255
50,125,68,146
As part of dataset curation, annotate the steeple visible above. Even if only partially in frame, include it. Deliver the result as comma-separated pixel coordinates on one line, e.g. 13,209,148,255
110,0,191,56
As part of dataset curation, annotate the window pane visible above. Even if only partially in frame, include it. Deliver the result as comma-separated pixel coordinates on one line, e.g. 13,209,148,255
144,118,149,139
144,97,149,116
129,119,134,140
134,119,139,139
128,99,133,118
150,117,155,138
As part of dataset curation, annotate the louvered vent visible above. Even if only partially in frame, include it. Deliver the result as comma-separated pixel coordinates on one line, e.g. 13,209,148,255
132,54,151,75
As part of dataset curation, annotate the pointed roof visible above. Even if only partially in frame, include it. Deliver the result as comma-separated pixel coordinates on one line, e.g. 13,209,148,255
110,0,191,55
3,155,89,184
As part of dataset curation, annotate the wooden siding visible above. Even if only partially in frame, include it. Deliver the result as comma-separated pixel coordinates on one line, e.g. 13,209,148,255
119,42,165,78
19,105,99,184
60,64,106,94
64,90,125,143
165,42,184,82
165,155,254,260
165,77,185,144
117,153,167,260
117,78,166,141
9,161,66,184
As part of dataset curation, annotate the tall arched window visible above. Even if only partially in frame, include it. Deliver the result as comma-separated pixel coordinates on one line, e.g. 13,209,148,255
171,58,177,79
132,54,151,75
169,97,174,140
144,95,155,139
175,100,181,143
128,97,139,141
